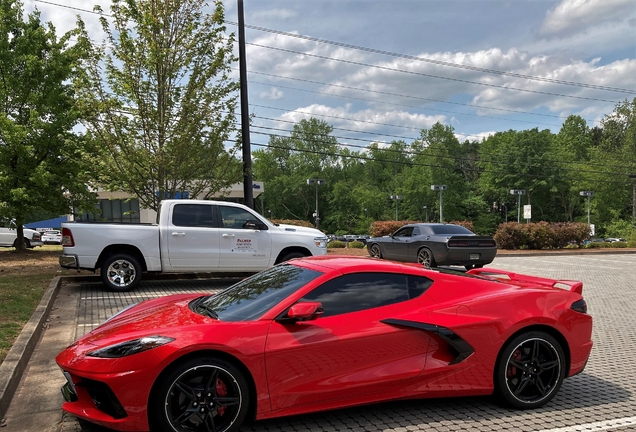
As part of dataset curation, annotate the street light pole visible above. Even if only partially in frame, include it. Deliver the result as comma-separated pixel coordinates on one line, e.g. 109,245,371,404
579,191,594,225
390,195,403,221
431,185,447,222
509,189,526,223
307,179,325,229
422,205,428,222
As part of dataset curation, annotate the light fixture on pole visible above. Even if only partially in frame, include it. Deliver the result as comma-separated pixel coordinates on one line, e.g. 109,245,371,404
431,185,447,222
509,189,526,223
390,195,403,221
579,191,594,225
307,179,325,229
422,205,428,222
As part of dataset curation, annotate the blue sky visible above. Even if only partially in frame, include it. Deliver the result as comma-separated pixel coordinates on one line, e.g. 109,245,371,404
27,0,636,147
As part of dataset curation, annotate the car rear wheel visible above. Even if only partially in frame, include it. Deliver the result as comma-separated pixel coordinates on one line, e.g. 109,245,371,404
369,243,382,258
417,248,435,267
151,356,250,432
100,254,141,292
494,331,565,409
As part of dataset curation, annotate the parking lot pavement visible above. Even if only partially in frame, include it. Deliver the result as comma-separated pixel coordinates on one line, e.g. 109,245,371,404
5,254,636,432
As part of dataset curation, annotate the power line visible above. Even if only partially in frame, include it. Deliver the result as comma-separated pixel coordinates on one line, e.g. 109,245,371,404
248,42,622,104
248,126,630,178
247,70,574,122
229,22,636,95
248,139,632,186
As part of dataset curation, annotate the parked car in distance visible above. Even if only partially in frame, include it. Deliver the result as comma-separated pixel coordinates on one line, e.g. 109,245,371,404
367,223,497,269
56,256,592,432
42,230,62,244
0,223,43,248
604,237,626,243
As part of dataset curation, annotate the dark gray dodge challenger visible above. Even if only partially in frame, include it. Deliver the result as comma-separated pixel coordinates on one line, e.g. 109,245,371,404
367,223,497,269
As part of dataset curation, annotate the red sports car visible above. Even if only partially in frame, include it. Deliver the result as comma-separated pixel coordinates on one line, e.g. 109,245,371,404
56,256,593,432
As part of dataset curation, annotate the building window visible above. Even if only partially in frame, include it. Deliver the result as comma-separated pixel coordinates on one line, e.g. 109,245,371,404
75,199,140,223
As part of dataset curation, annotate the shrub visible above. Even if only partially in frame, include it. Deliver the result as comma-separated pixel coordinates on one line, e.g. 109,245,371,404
327,241,346,248
608,241,627,248
349,241,365,249
584,241,605,249
493,222,529,250
526,222,554,250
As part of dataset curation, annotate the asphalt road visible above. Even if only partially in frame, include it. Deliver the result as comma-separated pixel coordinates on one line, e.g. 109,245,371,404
4,254,636,432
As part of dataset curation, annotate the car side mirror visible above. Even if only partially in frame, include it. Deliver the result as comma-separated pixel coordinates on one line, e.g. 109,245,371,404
244,219,268,230
287,302,323,322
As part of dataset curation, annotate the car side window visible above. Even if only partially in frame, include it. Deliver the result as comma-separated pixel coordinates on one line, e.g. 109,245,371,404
172,204,216,227
407,275,433,298
300,273,410,318
412,227,420,236
219,206,259,229
394,227,414,237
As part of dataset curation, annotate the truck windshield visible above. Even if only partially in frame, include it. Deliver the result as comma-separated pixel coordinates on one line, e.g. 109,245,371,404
193,264,323,321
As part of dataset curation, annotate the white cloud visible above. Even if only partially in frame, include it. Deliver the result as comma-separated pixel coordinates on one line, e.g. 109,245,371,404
278,104,445,134
259,87,284,100
539,0,635,38
455,131,496,142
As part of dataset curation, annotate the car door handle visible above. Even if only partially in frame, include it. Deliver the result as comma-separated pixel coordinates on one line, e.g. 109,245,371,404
171,232,185,237
223,234,235,238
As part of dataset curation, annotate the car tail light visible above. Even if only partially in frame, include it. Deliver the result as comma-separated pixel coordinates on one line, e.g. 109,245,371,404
571,299,587,314
61,227,74,247
448,240,469,247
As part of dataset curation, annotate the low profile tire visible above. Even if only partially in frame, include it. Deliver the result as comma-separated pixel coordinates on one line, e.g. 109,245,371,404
494,331,566,409
417,247,436,267
100,254,141,292
279,251,305,263
150,356,250,432
369,243,382,258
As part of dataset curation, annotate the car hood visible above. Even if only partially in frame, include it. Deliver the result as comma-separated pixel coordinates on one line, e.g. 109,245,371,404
275,224,325,237
80,293,211,346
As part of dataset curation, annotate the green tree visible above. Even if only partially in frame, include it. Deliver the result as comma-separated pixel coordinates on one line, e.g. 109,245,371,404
253,118,340,226
0,1,95,250
80,0,241,220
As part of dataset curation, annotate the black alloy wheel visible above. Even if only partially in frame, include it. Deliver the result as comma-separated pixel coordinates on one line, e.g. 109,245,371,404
152,356,249,432
369,243,382,258
417,248,435,268
495,331,565,409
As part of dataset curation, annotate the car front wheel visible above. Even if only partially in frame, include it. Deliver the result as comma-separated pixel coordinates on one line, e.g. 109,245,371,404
151,356,250,432
494,331,566,409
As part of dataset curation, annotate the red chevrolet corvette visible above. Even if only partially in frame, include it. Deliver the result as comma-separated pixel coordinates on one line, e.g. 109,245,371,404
56,256,593,432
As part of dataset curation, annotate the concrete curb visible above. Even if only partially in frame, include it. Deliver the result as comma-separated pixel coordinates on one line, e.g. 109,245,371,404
0,275,96,422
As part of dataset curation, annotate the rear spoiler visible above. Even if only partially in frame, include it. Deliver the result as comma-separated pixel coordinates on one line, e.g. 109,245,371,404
467,268,583,295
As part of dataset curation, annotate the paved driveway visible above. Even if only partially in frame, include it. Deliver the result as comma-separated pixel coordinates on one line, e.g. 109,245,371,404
10,254,636,432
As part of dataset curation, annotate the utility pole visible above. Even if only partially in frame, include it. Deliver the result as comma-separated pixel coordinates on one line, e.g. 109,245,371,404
510,189,526,223
238,0,254,209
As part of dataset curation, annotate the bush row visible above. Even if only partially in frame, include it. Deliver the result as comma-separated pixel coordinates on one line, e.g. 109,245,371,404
327,240,365,249
493,222,591,250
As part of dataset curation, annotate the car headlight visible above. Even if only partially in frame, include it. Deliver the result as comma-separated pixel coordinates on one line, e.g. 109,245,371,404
314,237,328,248
87,335,175,358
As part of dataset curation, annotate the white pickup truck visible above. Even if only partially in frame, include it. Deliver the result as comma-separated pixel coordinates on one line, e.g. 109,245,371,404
59,200,328,291
0,224,44,248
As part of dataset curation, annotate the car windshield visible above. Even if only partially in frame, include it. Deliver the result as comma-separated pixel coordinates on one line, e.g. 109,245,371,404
429,225,473,235
193,264,323,322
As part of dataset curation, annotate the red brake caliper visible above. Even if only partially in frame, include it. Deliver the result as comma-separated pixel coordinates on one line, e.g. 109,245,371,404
215,378,228,416
507,349,521,378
